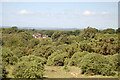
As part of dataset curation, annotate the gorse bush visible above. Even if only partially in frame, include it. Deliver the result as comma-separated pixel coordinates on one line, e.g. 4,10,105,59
79,42,94,52
2,47,18,66
2,66,9,78
68,51,89,66
53,53,67,66
47,51,58,66
64,58,70,66
47,51,67,66
90,33,118,55
12,55,44,78
112,54,120,71
19,55,46,64
13,61,44,78
105,54,120,71
80,53,116,76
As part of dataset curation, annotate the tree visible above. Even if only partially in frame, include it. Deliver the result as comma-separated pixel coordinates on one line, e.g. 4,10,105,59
2,26,18,34
58,35,72,44
73,30,81,36
51,31,62,40
81,27,98,39
43,30,54,37
116,28,120,33
102,28,115,34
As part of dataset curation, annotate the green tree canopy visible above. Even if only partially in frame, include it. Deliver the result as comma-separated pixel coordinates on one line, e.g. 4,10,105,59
101,28,115,34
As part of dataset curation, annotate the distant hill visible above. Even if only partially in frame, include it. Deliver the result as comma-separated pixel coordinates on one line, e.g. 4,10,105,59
1,26,82,31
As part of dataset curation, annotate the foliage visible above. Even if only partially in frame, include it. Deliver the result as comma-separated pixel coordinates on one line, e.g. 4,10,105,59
53,53,67,66
47,51,67,66
81,27,98,39
79,42,94,52
27,39,40,48
13,61,44,78
2,66,8,78
52,31,62,40
116,28,120,33
101,28,116,34
80,53,115,76
1,27,118,77
68,51,89,66
2,47,18,65
12,55,44,78
19,55,46,64
105,54,120,71
2,26,18,34
90,33,118,55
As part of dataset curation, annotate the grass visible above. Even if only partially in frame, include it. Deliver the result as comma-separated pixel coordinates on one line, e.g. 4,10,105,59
44,65,118,78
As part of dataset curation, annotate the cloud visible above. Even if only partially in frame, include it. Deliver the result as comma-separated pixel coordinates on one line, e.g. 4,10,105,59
1,0,8,1
101,12,109,15
16,10,34,15
82,11,96,16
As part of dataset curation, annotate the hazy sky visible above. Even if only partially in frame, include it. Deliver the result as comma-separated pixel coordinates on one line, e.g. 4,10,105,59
1,0,119,2
1,2,118,29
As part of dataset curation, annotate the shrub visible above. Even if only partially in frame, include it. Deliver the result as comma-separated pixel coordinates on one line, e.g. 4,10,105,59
112,54,120,71
102,28,115,34
46,52,58,66
19,55,46,64
13,55,44,78
64,58,70,66
53,54,66,66
2,47,18,65
2,66,8,78
13,61,44,78
12,47,25,58
68,51,89,66
105,54,120,71
47,51,67,66
79,42,93,52
80,53,115,76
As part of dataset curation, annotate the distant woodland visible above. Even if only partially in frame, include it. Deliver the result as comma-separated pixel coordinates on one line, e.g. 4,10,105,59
0,26,120,78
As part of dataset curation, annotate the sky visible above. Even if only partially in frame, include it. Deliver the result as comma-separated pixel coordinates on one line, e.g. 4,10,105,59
0,0,119,2
0,2,118,29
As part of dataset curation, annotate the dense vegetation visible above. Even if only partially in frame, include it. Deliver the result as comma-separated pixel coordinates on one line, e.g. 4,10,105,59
1,26,120,78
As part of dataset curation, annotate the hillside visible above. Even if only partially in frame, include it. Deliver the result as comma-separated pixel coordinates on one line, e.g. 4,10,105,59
1,26,119,78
